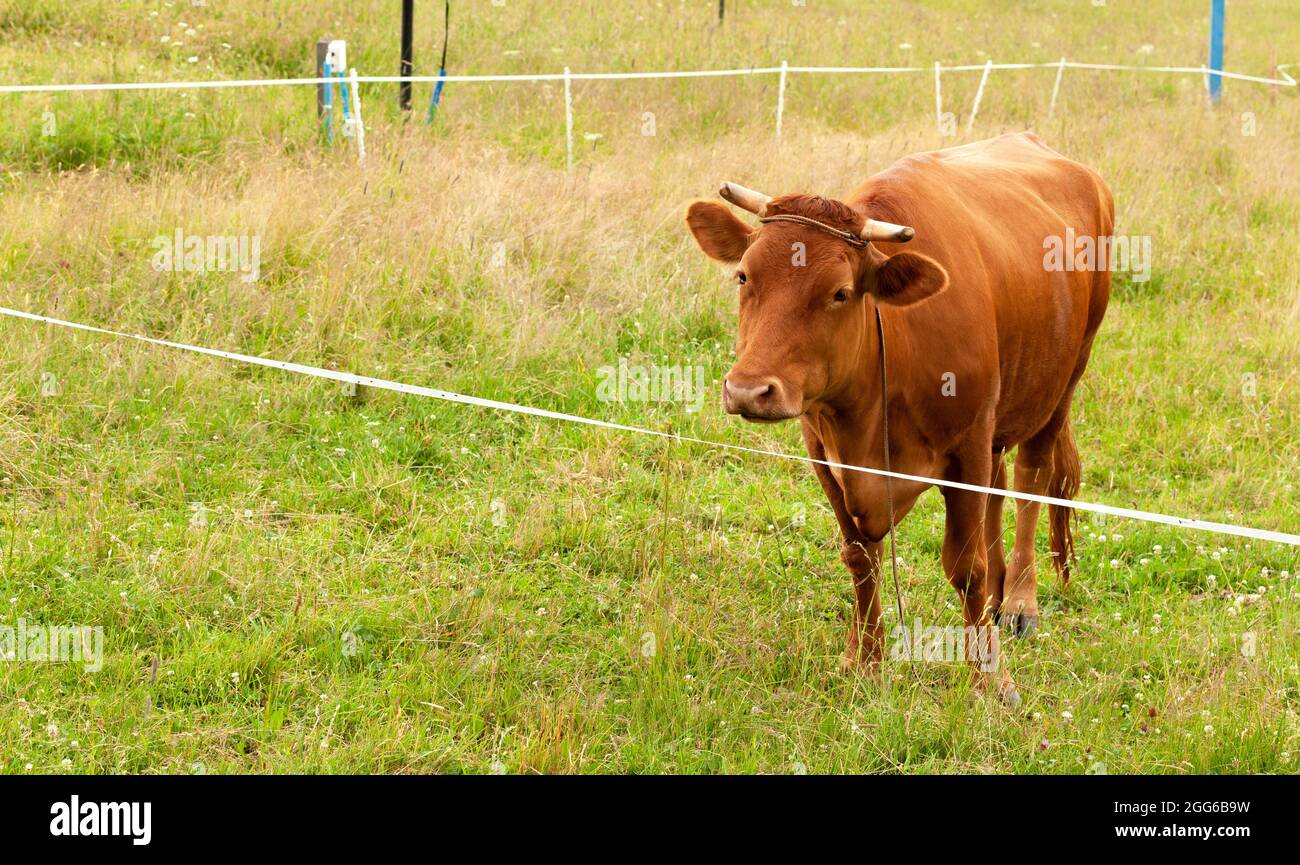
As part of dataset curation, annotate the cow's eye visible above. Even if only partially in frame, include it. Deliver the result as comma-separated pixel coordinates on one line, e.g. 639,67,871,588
832,288,850,303
735,271,747,286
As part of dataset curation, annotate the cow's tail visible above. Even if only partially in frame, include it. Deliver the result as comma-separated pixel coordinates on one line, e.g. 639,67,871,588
1048,417,1081,586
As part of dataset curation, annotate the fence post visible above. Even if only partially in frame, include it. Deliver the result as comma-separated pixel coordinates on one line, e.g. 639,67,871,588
399,0,414,111
350,67,366,162
1048,56,1066,119
1208,0,1225,104
776,60,788,139
933,61,942,135
966,59,992,133
316,38,331,121
564,66,573,174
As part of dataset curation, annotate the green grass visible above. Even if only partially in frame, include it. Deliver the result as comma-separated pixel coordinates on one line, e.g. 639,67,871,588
0,0,1297,774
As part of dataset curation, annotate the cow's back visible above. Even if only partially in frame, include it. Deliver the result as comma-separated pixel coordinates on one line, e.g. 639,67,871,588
850,132,1112,449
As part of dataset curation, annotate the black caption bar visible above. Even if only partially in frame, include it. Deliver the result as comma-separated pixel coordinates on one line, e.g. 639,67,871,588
0,775,1284,853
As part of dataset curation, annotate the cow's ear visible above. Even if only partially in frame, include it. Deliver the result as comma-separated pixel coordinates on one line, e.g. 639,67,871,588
685,201,754,264
869,251,949,306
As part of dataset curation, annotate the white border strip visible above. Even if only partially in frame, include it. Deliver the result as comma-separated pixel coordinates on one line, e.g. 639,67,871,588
0,61,1294,94
3,306,1296,547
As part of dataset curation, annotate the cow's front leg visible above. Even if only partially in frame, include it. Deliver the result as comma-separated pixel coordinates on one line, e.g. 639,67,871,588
984,451,1008,615
940,449,1019,706
802,427,884,672
840,536,884,672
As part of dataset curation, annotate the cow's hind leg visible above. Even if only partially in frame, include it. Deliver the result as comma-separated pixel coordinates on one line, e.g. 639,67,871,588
999,435,1052,639
999,407,1082,638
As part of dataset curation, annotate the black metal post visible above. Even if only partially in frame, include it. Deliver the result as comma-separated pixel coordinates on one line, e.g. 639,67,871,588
316,38,331,119
400,0,415,111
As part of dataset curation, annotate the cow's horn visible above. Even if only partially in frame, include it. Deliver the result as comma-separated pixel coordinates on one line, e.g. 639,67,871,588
718,182,772,216
860,219,915,243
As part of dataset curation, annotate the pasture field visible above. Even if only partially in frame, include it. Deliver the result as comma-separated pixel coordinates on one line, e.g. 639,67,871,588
0,0,1297,774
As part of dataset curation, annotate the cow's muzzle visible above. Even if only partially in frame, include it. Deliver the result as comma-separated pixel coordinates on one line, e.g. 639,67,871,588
722,374,800,422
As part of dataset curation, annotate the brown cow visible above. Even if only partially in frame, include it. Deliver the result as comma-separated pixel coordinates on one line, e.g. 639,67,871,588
686,132,1112,703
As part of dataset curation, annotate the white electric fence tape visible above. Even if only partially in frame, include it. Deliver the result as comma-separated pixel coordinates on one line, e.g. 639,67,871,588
2,306,1296,548
0,61,1294,94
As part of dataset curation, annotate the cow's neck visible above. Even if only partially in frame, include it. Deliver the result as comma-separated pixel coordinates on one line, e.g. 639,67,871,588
806,304,929,486
842,300,888,419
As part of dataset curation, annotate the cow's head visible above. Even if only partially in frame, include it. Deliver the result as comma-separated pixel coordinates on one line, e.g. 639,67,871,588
686,182,948,421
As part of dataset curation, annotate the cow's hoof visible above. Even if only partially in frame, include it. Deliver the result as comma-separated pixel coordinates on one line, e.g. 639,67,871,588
1011,614,1039,640
839,653,881,679
996,610,1039,640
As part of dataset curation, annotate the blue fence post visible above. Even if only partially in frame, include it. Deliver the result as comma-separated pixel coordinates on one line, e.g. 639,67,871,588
1208,0,1225,104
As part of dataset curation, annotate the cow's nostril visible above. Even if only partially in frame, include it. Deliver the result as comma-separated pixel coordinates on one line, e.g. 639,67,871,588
725,378,780,413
